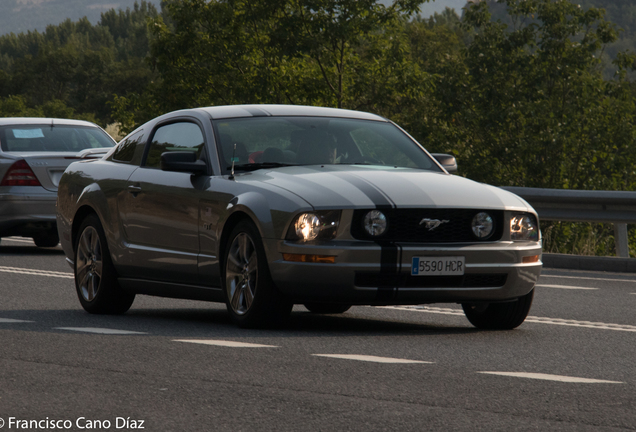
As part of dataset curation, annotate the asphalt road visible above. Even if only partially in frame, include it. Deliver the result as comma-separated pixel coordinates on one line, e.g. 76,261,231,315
0,237,634,431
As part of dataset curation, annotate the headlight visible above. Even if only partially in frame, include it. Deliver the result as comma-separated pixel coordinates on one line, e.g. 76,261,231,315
510,213,539,241
363,210,387,237
286,211,340,242
471,212,494,239
295,213,321,241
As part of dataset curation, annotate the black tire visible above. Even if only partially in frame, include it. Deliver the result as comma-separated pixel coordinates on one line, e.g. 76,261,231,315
33,230,59,248
462,289,534,330
74,214,135,314
304,303,351,314
222,220,292,328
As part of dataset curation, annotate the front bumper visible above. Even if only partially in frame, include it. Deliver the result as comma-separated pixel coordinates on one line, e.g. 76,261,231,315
0,188,57,236
265,239,542,305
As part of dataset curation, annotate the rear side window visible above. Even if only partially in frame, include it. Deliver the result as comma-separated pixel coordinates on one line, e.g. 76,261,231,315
112,130,145,165
0,125,114,152
144,122,205,169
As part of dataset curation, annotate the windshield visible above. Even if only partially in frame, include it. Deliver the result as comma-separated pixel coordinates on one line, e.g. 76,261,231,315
214,117,440,172
0,124,115,153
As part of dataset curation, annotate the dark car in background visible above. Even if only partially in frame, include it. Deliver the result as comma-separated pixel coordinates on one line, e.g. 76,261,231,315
56,105,542,329
0,118,115,247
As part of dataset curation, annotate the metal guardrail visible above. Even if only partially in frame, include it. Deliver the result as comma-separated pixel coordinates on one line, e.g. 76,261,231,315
500,187,636,258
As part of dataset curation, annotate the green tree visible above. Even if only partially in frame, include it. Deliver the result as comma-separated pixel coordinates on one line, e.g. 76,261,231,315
0,94,96,122
431,0,636,191
396,8,467,146
112,0,430,131
0,1,157,126
0,95,41,116
271,0,425,108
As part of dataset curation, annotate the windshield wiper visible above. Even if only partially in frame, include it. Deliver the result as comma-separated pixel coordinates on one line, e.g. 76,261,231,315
228,162,297,172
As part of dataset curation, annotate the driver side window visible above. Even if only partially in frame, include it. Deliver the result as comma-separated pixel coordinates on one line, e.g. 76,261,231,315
145,122,205,169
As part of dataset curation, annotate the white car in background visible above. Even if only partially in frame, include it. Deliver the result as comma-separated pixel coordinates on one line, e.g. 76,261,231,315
0,118,115,247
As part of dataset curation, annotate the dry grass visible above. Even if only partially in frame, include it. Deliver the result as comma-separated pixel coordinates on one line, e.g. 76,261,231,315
541,222,622,257
104,122,124,142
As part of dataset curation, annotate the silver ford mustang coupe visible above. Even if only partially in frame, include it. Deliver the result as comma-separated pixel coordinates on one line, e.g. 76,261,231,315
56,105,542,329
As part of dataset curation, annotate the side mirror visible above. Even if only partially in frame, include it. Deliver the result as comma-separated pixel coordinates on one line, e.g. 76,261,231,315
160,151,207,175
431,153,457,173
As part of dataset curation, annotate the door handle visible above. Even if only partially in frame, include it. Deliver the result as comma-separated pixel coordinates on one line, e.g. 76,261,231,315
128,185,142,196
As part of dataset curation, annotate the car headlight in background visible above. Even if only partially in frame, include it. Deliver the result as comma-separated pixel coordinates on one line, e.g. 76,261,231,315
363,210,387,237
287,210,340,242
510,213,539,241
471,212,494,239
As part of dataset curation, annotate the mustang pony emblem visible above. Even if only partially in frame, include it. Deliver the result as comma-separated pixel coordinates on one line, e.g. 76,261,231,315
419,218,450,231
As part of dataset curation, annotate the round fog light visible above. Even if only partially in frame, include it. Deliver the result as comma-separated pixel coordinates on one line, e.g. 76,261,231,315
363,210,387,236
472,212,494,239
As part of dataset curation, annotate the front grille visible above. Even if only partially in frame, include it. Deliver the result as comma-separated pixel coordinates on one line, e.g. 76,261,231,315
355,272,508,288
351,209,504,243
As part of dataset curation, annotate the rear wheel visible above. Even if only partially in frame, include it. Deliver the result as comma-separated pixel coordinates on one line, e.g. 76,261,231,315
223,220,292,328
304,303,351,314
462,289,534,330
74,214,135,314
33,230,59,248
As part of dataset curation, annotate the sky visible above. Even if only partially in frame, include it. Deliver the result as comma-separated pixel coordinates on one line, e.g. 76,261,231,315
398,0,469,16
377,0,469,16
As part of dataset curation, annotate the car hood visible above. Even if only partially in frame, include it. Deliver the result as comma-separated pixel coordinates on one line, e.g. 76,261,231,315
238,165,534,212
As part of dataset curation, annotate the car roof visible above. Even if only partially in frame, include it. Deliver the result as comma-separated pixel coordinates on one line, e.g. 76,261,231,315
194,104,388,121
0,117,98,127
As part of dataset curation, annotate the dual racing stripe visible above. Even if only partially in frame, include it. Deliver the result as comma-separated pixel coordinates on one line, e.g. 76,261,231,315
331,171,402,302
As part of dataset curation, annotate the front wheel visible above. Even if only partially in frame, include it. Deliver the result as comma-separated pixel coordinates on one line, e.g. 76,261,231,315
462,289,534,330
74,214,135,314
223,220,292,328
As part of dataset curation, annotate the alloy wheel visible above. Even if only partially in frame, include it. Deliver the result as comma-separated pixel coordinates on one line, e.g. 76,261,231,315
76,226,103,302
225,232,258,315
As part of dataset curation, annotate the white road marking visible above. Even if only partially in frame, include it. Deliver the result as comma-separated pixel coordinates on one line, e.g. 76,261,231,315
541,274,636,284
536,284,598,290
312,354,433,364
55,327,146,335
378,306,636,332
174,339,278,348
0,318,34,323
0,266,74,279
377,305,465,316
525,317,636,332
478,371,623,384
2,237,34,244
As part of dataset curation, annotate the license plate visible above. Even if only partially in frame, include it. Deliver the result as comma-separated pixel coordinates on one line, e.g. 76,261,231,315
411,256,465,276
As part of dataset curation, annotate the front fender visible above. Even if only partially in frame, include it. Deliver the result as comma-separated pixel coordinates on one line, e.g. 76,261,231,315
226,190,311,240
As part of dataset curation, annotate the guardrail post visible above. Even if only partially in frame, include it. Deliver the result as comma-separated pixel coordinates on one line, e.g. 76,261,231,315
614,223,629,258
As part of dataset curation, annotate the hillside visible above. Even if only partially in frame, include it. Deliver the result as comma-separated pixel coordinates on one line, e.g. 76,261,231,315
1,0,473,36
0,0,160,35
578,0,636,59
487,0,636,66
